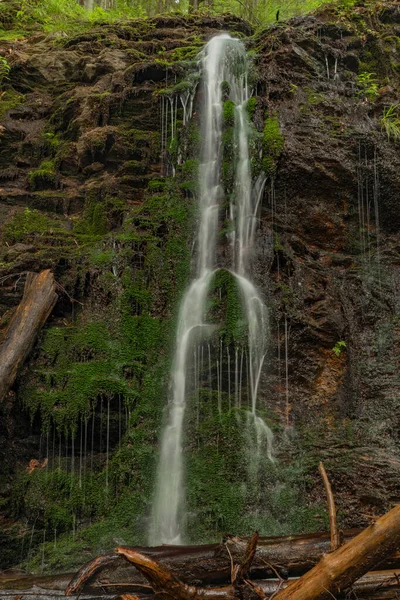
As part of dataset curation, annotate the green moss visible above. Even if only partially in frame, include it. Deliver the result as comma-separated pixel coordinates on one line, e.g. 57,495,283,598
122,160,148,175
262,116,284,176
28,159,57,190
305,87,325,105
148,178,167,192
223,100,235,127
168,45,201,63
74,190,108,236
206,270,247,343
246,96,257,120
0,88,24,119
3,207,50,243
185,121,200,157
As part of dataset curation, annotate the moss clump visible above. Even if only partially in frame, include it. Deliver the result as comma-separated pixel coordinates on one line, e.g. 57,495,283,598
28,159,57,190
148,178,167,192
246,96,257,120
122,160,148,175
262,116,284,176
223,100,236,127
74,189,115,236
206,269,247,343
0,88,24,119
168,45,201,63
222,127,234,191
186,121,200,156
3,207,50,243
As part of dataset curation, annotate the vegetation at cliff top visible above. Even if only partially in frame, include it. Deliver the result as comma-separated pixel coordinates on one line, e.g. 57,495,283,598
0,0,360,38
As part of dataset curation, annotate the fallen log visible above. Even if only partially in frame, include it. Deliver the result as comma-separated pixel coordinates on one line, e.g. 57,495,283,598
65,530,400,596
0,270,57,403
273,503,400,600
3,572,400,600
114,504,400,600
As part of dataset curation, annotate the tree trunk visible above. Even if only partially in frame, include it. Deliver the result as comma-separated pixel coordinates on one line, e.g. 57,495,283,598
66,529,400,596
274,504,400,600
0,270,57,403
113,505,400,600
93,573,400,599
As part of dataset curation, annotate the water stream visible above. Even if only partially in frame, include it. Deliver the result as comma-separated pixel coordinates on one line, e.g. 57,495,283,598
150,34,273,546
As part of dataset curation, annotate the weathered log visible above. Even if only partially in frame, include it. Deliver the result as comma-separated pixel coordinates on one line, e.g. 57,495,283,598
65,530,400,596
256,572,400,600
6,570,396,600
273,503,400,600
116,544,400,600
0,270,57,403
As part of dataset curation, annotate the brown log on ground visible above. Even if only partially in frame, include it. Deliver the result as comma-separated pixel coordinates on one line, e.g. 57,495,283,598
0,270,57,403
5,571,399,599
273,503,400,600
93,571,400,597
66,531,400,596
117,544,400,600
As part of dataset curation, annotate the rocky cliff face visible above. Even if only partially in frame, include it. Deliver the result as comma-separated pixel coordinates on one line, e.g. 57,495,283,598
0,1,400,573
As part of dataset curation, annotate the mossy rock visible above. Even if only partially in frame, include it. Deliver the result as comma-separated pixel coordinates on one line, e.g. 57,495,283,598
262,116,284,176
223,100,236,126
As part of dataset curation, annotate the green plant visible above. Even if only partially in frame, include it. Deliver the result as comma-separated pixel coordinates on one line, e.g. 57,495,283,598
357,72,379,102
332,341,347,357
381,105,400,142
0,56,11,85
3,207,50,243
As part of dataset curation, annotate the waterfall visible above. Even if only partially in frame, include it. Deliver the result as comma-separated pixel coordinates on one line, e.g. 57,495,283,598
150,34,273,546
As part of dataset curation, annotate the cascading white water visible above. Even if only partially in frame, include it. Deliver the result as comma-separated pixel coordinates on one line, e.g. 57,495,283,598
230,73,274,465
150,34,273,546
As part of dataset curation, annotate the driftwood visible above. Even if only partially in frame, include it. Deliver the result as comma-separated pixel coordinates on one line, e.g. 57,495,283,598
0,270,57,402
112,504,400,600
90,571,400,599
273,504,400,600
66,530,400,596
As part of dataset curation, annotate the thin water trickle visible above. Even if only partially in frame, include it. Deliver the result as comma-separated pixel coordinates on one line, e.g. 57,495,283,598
284,314,290,427
106,398,110,489
150,34,273,545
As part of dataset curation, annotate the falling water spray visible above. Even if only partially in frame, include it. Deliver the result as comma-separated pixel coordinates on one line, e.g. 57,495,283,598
150,34,273,546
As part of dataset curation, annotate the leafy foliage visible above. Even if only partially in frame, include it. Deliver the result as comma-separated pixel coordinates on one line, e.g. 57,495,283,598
332,340,347,357
357,72,379,102
0,56,11,85
381,104,400,142
0,0,341,36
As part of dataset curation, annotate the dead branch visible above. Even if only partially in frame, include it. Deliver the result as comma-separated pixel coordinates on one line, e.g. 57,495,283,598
0,270,57,403
319,461,340,551
273,504,400,600
235,532,259,584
